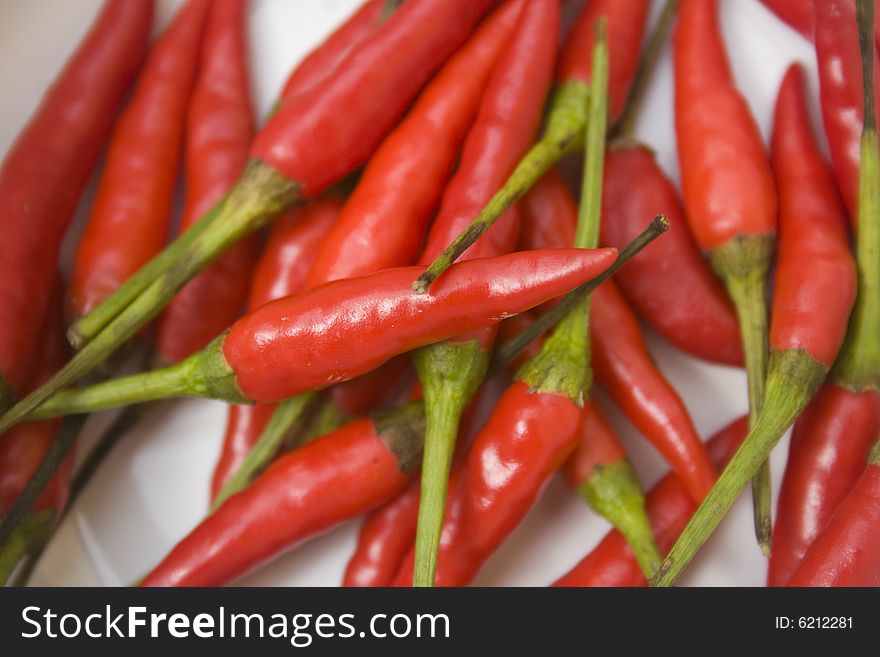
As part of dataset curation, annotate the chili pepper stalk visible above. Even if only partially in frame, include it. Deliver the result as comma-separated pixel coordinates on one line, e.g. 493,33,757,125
653,0,878,586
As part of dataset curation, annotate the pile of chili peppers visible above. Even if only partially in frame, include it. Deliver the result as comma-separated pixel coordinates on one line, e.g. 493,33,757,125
0,0,878,589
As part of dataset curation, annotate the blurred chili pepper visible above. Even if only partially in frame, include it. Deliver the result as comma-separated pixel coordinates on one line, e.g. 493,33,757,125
0,0,151,408
141,402,426,587
815,0,880,225
786,440,880,586
210,199,341,500
1,0,501,436
600,146,742,366
554,416,748,587
674,0,778,551
29,248,617,418
520,169,716,504
70,0,211,319
760,0,814,39
155,0,258,364
0,282,75,583
412,0,650,293
654,3,877,586
279,0,405,103
410,0,560,587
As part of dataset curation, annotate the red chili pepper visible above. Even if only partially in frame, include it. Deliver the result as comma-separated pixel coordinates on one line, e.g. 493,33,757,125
154,0,258,364
769,383,880,586
0,0,151,403
30,248,617,418
279,0,403,103
5,0,502,436
815,0,880,224
141,402,426,587
520,168,716,504
600,146,743,366
70,0,211,319
410,0,560,587
553,416,748,587
557,0,650,119
306,0,523,288
760,0,815,39
785,441,880,586
209,199,341,500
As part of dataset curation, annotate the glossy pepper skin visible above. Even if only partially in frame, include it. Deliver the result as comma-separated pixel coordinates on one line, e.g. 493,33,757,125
787,443,880,586
70,0,211,318
279,0,398,103
520,170,716,503
553,416,748,587
600,146,742,366
769,384,880,585
306,0,524,288
675,0,777,251
0,0,151,399
769,65,857,365
224,248,615,403
250,0,499,198
393,380,586,587
209,199,341,499
141,403,426,587
815,0,880,225
155,0,258,364
557,0,650,118
563,400,628,489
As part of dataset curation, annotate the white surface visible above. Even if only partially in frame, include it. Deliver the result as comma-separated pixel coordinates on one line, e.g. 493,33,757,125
0,0,820,586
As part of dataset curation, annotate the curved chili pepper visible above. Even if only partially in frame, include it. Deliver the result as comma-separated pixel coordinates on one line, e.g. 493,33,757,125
769,383,880,586
412,0,650,293
70,0,211,319
0,0,151,403
155,0,258,364
0,282,75,582
28,248,617,418
785,441,880,586
654,5,877,586
141,402,426,587
674,0,777,551
760,0,814,39
279,0,402,103
553,416,748,587
519,168,716,503
2,0,500,437
600,146,742,366
815,0,880,224
410,0,560,587
209,199,341,499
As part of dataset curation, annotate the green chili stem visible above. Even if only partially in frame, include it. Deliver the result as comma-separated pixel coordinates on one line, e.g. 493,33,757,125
412,340,487,587
710,235,774,554
491,216,669,374
652,350,827,586
211,392,316,512
0,162,299,436
0,510,55,586
611,0,680,141
302,397,351,443
412,81,590,294
834,0,880,391
579,460,662,580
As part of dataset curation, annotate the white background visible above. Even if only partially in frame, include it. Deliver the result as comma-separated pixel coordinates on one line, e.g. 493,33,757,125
0,0,819,586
